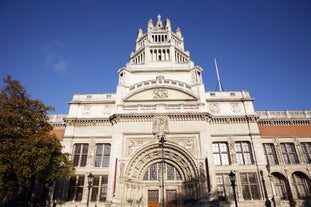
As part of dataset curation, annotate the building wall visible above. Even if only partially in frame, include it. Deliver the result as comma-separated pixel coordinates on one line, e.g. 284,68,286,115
48,16,311,207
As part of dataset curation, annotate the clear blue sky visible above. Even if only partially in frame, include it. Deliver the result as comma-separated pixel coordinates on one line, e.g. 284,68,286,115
0,0,310,114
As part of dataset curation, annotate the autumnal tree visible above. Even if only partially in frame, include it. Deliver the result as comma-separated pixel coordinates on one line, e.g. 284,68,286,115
0,75,73,207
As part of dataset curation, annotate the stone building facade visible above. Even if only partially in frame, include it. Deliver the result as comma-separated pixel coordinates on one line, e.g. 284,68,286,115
49,15,311,207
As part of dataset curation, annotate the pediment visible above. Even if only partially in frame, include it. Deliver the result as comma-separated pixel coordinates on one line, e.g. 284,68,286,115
124,86,199,102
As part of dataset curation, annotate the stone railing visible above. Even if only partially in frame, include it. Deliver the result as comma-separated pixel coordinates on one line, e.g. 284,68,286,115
47,114,67,123
256,110,311,119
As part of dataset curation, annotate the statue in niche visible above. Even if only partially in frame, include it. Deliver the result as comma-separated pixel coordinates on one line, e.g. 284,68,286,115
153,88,168,99
152,116,169,135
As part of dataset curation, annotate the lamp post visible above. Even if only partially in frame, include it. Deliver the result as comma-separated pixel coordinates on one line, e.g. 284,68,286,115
229,171,238,207
159,134,166,207
86,172,94,207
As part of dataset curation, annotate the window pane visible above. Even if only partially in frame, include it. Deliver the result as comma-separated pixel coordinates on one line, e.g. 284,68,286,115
236,153,244,165
73,155,80,167
251,185,260,199
82,144,88,153
219,143,228,152
234,143,241,151
150,164,157,180
80,155,87,167
221,154,229,165
212,143,219,152
242,142,250,151
214,154,221,165
103,156,110,167
242,185,251,200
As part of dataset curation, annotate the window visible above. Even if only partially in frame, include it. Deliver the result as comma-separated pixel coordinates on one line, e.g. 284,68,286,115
300,143,311,163
95,144,111,167
67,175,84,201
212,142,230,165
216,174,233,200
273,174,288,199
240,173,260,200
263,143,278,165
235,142,253,165
280,143,299,164
143,163,181,181
73,144,88,167
292,172,310,199
91,175,108,202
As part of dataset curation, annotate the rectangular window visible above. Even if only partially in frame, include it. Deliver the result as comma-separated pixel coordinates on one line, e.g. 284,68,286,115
212,142,230,165
240,173,260,200
73,144,88,167
280,143,299,164
66,175,85,201
90,175,108,202
95,144,111,167
235,142,253,165
216,174,233,200
300,143,311,163
263,143,278,165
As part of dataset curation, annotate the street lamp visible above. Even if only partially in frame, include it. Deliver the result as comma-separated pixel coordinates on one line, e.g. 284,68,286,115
86,172,94,207
229,171,238,207
159,134,166,207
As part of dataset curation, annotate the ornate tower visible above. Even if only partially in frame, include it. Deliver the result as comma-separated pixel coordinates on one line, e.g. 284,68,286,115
116,15,206,108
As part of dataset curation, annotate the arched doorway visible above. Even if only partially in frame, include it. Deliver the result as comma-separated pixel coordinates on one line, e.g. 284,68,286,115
124,140,200,207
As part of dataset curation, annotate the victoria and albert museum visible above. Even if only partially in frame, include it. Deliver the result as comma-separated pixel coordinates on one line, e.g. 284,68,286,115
48,15,311,207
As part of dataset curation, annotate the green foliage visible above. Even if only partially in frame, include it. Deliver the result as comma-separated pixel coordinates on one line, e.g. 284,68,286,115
0,75,74,207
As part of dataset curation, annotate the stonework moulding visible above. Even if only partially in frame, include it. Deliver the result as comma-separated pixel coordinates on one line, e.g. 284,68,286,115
210,115,258,124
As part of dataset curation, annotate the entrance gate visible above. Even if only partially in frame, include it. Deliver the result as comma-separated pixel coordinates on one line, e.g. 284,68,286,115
166,190,177,207
148,190,159,207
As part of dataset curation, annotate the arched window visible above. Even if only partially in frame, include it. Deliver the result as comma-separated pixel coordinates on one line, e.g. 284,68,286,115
291,172,310,199
143,163,181,181
272,173,288,199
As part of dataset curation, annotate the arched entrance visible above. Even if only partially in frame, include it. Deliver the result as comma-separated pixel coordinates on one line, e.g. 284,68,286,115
123,140,200,207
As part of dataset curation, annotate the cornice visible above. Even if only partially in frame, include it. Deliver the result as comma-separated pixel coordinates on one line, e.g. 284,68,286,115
210,115,258,124
64,112,212,126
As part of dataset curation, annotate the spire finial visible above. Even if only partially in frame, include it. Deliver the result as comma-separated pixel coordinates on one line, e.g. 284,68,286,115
156,14,163,28
157,14,161,21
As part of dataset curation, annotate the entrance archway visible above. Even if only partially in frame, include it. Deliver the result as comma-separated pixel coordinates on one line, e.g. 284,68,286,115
124,140,200,206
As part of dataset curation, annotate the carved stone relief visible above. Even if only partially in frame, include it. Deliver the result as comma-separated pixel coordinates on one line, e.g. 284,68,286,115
173,137,196,155
153,88,168,99
82,104,91,114
126,137,153,156
230,103,241,113
102,104,112,116
209,103,220,114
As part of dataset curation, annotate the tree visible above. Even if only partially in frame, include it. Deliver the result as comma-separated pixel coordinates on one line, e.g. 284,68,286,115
0,75,74,207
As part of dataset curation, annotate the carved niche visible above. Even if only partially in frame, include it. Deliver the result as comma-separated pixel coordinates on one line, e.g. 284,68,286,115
152,116,169,135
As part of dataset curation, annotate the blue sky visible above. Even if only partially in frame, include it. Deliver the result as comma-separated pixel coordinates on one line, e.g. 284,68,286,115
0,0,310,114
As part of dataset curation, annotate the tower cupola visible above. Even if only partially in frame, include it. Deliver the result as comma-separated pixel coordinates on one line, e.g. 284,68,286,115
129,15,191,68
